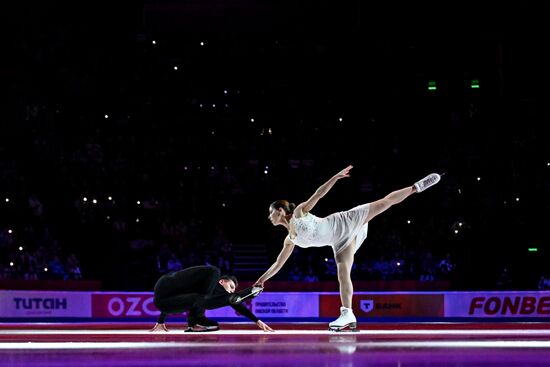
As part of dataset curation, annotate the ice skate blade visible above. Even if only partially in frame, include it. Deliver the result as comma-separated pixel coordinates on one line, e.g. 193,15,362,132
329,322,358,332
329,327,359,332
184,325,220,332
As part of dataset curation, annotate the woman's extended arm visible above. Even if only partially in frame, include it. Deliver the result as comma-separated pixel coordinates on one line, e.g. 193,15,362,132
254,238,295,287
294,165,353,217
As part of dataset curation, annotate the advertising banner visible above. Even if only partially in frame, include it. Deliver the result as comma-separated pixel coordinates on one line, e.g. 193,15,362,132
92,292,159,318
0,290,91,318
445,292,550,318
207,292,319,318
2,290,549,320
320,292,444,318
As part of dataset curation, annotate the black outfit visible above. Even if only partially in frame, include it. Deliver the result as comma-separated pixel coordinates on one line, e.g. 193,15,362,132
153,265,259,324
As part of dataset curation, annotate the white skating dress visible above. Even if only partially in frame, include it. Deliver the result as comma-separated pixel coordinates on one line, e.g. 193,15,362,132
289,203,370,255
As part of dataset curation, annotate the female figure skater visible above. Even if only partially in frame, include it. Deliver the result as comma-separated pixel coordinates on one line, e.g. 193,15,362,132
254,165,441,330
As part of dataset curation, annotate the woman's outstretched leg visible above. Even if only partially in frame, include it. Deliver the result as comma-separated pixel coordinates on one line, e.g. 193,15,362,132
365,186,415,222
365,173,441,223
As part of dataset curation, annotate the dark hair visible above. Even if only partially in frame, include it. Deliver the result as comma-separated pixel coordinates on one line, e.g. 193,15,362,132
270,200,296,215
220,274,238,287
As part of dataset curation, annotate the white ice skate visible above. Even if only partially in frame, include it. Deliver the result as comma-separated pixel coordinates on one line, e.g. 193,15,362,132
329,307,358,331
414,173,441,193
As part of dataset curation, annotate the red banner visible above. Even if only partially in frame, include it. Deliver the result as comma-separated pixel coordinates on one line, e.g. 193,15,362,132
92,293,160,318
319,293,444,317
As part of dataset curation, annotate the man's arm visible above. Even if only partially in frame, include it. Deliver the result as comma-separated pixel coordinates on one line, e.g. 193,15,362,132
149,323,169,332
148,311,169,332
231,303,274,332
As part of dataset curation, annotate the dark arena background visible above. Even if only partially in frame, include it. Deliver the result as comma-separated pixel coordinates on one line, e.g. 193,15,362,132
1,1,549,366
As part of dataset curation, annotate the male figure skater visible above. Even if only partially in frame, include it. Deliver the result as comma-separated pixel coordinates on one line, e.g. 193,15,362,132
149,265,271,332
